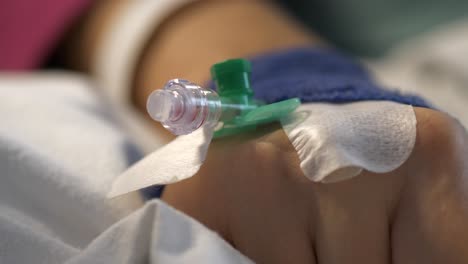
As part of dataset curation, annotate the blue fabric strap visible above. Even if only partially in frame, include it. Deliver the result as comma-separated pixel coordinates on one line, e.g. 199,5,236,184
233,47,430,107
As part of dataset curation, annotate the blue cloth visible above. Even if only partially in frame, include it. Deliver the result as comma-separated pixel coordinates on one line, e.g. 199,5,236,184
146,47,431,200
141,185,165,200
246,47,430,107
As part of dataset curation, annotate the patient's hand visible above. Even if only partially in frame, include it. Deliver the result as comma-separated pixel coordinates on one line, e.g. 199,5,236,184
162,107,468,264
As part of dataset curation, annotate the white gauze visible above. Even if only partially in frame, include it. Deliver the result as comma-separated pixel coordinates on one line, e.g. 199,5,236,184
280,101,417,183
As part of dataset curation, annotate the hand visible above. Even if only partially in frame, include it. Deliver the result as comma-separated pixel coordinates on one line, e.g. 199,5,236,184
162,107,468,264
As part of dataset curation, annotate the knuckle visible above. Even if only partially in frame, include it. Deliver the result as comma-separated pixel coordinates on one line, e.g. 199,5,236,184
414,108,464,154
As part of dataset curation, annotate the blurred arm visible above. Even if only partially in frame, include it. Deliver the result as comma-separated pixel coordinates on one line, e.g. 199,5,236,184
61,0,321,111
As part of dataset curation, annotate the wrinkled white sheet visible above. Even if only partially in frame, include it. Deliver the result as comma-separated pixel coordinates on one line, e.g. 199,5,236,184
0,73,251,264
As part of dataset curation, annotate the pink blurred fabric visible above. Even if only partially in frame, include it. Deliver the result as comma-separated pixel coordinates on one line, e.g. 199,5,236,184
0,0,92,70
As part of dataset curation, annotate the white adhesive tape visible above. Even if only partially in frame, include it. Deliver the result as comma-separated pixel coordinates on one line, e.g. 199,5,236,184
108,126,213,198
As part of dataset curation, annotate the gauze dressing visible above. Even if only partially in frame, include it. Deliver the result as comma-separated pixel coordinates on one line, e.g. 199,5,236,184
280,101,417,183
109,101,416,197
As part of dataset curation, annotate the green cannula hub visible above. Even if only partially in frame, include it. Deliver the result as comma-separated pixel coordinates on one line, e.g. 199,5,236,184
210,58,300,138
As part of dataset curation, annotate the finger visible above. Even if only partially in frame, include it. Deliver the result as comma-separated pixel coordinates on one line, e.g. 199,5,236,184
392,108,468,263
311,170,404,264
226,141,317,264
229,199,317,264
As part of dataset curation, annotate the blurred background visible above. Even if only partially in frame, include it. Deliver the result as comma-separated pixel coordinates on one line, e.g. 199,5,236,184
1,0,467,69
278,0,468,57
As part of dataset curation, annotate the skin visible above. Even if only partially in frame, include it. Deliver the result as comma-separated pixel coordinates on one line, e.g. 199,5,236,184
62,1,468,263
162,108,468,264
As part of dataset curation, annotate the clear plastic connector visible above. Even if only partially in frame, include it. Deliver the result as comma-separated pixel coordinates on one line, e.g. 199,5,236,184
146,79,222,135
